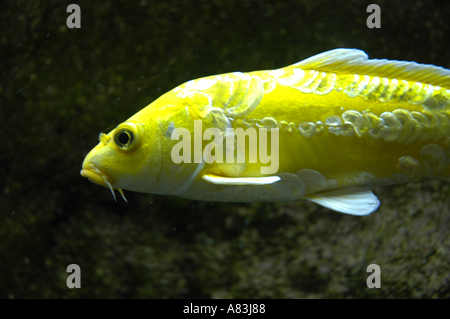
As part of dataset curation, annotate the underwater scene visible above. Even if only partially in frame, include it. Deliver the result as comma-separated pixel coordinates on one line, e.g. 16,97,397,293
1,0,450,298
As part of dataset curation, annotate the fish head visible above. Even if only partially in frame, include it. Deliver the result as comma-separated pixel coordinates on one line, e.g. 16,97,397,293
80,118,163,195
81,93,205,198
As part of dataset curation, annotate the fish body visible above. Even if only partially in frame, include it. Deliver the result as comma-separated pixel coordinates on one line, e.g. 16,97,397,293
81,49,450,215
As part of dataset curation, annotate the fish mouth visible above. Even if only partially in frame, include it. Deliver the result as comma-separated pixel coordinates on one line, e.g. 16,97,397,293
80,162,127,203
80,163,117,188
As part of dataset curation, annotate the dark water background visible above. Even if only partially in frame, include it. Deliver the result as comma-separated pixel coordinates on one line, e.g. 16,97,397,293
1,0,450,298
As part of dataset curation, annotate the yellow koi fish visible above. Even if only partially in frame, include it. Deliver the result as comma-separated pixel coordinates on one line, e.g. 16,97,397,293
81,49,450,215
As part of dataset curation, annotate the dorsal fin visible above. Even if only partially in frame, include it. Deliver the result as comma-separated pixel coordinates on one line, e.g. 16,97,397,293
293,48,450,88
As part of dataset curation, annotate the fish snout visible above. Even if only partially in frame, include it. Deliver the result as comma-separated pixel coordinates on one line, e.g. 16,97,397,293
80,161,117,189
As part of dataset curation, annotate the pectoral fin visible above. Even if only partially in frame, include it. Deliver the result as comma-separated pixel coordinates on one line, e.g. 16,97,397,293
305,187,380,216
202,174,280,185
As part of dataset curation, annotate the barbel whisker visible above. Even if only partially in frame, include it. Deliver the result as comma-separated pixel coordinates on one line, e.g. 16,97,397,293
103,177,116,202
117,188,128,203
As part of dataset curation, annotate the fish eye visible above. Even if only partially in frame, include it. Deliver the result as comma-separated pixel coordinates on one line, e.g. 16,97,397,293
114,129,134,149
112,122,140,151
